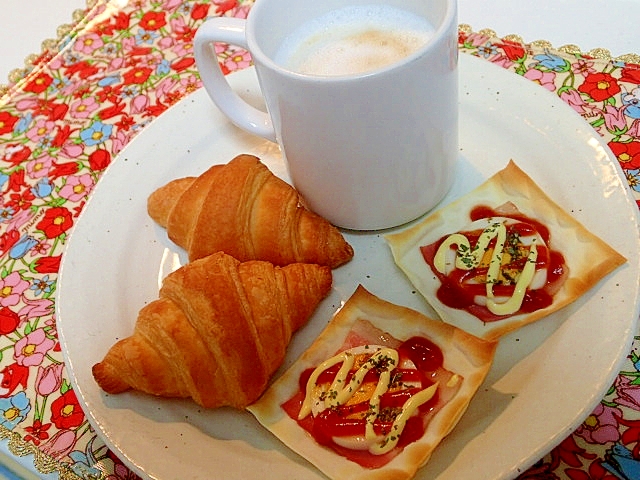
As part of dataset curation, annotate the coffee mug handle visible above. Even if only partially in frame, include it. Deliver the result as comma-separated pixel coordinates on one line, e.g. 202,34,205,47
194,18,277,142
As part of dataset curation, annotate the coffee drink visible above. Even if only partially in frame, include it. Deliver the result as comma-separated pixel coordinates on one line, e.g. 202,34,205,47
274,5,434,76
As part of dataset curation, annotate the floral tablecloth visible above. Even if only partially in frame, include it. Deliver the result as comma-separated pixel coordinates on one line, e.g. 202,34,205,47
0,1,639,479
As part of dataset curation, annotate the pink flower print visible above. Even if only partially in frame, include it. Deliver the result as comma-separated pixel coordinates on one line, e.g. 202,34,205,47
70,97,99,119
130,94,149,114
14,329,55,367
560,88,600,117
74,32,104,55
6,209,33,232
575,403,622,444
59,174,95,202
18,298,54,321
26,155,53,179
614,375,640,410
162,0,183,10
41,429,76,459
172,42,192,57
0,272,29,307
222,49,252,73
603,105,628,132
155,76,179,99
15,98,39,111
35,363,63,396
26,119,55,143
465,32,492,48
234,4,250,19
572,58,596,76
60,142,83,159
524,69,556,92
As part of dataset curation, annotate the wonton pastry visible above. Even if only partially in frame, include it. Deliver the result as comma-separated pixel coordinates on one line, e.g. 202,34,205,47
248,286,497,480
385,160,626,341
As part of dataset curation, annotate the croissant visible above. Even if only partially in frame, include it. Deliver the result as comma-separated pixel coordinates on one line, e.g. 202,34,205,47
92,251,332,408
147,154,354,268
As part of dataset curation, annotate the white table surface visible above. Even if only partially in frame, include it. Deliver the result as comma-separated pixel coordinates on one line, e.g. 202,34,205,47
0,0,639,478
2,0,640,84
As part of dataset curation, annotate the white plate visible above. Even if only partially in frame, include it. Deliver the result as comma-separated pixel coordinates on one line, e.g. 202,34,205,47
57,54,640,480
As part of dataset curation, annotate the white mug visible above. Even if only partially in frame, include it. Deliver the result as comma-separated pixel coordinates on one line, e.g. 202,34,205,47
194,0,458,230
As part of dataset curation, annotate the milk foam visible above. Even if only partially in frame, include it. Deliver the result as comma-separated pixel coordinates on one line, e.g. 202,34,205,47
275,5,435,76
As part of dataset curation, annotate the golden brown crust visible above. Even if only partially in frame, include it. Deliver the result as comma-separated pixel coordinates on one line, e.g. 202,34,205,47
146,154,354,268
92,252,333,409
385,160,627,341
248,285,497,480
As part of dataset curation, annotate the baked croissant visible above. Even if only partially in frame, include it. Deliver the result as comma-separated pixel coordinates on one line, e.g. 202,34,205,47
92,251,332,408
147,154,354,268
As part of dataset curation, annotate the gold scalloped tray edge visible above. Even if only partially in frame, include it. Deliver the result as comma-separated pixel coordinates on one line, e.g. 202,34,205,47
0,0,103,99
459,23,640,64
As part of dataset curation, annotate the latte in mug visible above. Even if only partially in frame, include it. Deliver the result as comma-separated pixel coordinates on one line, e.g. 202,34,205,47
274,5,435,76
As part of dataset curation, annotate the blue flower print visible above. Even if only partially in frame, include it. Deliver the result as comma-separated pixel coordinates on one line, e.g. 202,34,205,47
69,436,106,478
30,275,54,296
0,392,31,430
31,177,53,198
80,121,113,146
156,59,171,76
98,75,121,87
622,87,640,120
533,52,569,72
8,235,38,260
0,174,8,191
603,444,640,480
15,112,32,134
135,28,159,45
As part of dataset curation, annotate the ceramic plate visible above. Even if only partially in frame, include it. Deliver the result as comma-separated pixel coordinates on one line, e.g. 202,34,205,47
57,54,640,480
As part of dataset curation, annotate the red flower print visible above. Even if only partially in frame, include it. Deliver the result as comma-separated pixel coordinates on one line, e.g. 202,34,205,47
191,3,211,20
34,99,69,121
65,60,100,80
3,144,32,166
7,170,26,192
553,435,598,469
497,40,526,61
34,255,61,274
7,189,35,211
49,161,79,179
565,458,620,480
98,100,126,120
24,419,51,446
215,0,238,15
0,307,19,335
123,67,153,85
36,207,74,239
171,57,195,72
88,149,111,171
139,11,167,31
0,363,29,397
0,112,19,135
620,64,640,85
113,11,131,30
51,124,75,149
578,72,621,102
50,389,84,429
23,72,53,94
0,230,20,255
608,141,640,170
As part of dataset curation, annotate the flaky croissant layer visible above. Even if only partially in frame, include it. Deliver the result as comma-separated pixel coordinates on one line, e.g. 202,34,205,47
92,251,332,408
147,154,354,268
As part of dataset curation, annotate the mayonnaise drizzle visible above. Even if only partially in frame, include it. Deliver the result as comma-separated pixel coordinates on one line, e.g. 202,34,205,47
298,346,439,455
433,220,539,316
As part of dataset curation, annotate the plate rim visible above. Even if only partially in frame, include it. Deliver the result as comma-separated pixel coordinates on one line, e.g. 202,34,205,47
56,53,640,480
